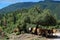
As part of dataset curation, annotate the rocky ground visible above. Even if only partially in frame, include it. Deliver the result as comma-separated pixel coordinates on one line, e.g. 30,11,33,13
0,32,60,40
8,33,47,40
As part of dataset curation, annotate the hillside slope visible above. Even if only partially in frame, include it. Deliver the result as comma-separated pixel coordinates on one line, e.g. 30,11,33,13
0,1,60,19
0,2,37,14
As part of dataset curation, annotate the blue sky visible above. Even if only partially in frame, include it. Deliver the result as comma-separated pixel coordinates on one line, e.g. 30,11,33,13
0,0,43,9
0,0,60,9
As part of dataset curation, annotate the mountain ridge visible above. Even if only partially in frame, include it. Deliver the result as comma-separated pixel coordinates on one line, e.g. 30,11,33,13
0,0,60,19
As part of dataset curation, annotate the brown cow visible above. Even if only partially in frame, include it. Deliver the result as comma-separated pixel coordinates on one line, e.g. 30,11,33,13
40,29,48,37
31,27,36,34
36,28,41,35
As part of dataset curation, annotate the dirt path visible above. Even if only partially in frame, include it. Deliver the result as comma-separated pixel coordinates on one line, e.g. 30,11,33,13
8,32,60,40
9,33,47,40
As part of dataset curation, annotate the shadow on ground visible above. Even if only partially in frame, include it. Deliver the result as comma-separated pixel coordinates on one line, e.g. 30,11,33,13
46,35,60,39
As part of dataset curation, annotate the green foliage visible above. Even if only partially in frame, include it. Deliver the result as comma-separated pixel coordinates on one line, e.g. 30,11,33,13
0,5,59,35
0,2,60,40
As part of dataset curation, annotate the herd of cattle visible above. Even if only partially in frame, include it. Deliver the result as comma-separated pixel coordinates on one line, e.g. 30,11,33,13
13,27,57,37
28,27,57,37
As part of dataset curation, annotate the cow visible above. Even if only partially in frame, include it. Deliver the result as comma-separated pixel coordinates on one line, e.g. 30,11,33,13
36,28,41,36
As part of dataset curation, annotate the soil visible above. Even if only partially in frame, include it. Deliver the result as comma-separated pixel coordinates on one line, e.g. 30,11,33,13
1,32,60,40
8,33,47,40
